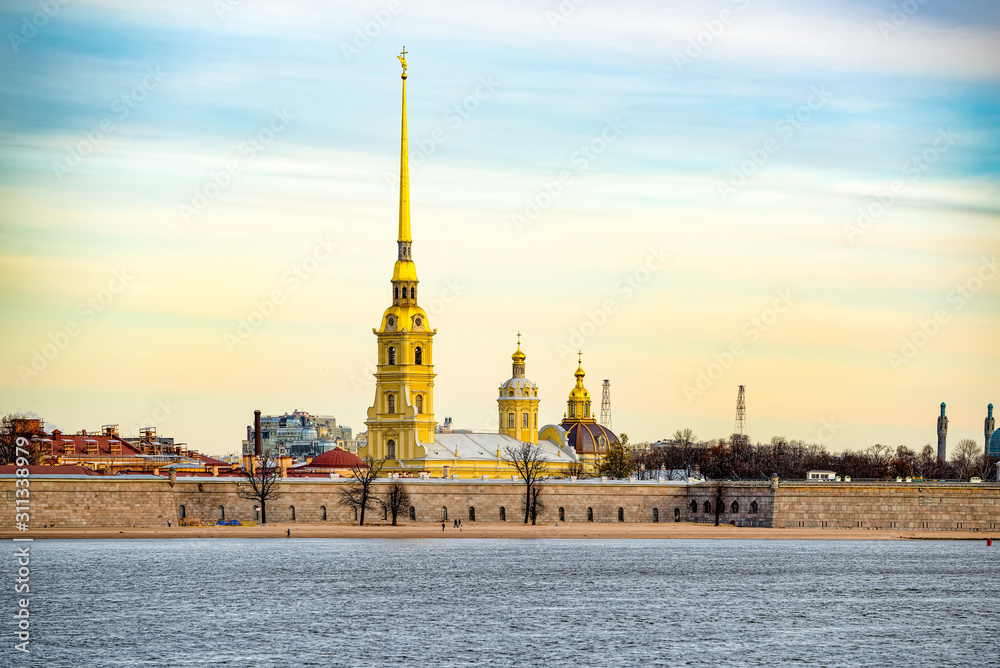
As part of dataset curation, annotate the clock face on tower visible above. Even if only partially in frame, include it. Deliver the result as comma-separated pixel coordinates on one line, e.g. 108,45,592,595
387,316,395,329
415,316,422,327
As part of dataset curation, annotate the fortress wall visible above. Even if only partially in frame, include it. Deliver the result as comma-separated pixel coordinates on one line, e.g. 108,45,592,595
771,482,1000,531
3,477,997,531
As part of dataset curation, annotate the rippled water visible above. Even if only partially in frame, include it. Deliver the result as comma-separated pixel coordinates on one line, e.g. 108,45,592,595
4,538,997,667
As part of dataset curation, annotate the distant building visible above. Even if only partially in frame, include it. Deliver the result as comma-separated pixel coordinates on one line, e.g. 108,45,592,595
807,470,838,481
241,410,352,459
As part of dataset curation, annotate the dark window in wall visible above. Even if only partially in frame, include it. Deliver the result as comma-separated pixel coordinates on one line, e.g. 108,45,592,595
321,506,327,520
731,501,740,514
704,501,711,513
617,508,624,522
652,508,659,522
469,507,476,521
394,287,399,299
218,505,225,520
690,500,698,513
499,507,507,521
750,500,759,514
587,507,594,522
408,506,415,521
387,440,396,459
289,506,296,521
441,506,448,521
558,507,565,522
178,505,186,519
388,346,396,365
410,287,415,298
415,347,422,365
674,507,680,521
387,395,395,413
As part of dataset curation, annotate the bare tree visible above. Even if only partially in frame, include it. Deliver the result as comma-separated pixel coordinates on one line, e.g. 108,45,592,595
339,455,385,525
952,438,982,480
0,414,45,465
528,485,545,525
382,479,411,526
714,482,725,526
565,462,585,479
504,442,547,524
236,450,283,525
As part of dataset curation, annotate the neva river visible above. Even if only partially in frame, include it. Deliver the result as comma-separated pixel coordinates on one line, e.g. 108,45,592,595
5,538,997,667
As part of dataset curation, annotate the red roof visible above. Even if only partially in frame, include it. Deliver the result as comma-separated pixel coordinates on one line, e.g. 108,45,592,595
0,465,98,476
299,447,364,470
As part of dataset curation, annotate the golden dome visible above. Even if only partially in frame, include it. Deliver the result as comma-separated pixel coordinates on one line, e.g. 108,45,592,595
511,331,526,364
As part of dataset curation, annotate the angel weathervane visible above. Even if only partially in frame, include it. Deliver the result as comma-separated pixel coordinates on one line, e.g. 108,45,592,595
398,47,407,79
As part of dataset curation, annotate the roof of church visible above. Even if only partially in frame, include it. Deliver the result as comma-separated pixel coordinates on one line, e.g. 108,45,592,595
296,447,364,470
422,433,578,462
560,420,619,455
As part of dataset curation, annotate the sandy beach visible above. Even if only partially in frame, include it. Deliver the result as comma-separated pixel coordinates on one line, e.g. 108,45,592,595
3,522,994,541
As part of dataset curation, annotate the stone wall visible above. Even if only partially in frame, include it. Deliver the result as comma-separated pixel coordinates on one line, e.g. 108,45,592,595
772,482,1000,532
3,476,997,531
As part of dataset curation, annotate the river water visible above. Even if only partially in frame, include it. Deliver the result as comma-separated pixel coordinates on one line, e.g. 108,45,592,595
4,538,997,667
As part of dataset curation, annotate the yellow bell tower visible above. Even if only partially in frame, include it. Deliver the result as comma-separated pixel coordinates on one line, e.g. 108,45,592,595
363,48,437,463
566,351,592,420
498,333,540,444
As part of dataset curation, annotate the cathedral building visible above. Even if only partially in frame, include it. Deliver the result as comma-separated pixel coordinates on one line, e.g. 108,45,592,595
357,52,616,478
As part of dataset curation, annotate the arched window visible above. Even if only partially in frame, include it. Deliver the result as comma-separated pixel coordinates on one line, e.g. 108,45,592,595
674,507,680,522
217,505,225,520
410,287,415,299
415,395,423,414
508,390,514,397
394,286,398,299
652,508,659,522
178,504,186,519
387,439,396,459
569,404,576,417
587,507,594,522
558,507,565,522
253,506,260,521
321,506,327,520
508,412,515,428
388,346,396,365
387,394,395,414
499,507,506,521
415,347,422,365
749,500,759,514
704,501,711,513
690,500,698,513
468,507,476,521
441,506,448,521
408,506,415,521
522,413,529,428
731,500,740,514
289,506,296,521
617,507,625,522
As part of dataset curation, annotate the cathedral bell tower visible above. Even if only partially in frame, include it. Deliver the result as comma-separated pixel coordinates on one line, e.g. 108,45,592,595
363,48,437,463
498,333,539,444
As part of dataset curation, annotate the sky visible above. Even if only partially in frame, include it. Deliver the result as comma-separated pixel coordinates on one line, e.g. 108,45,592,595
0,0,997,457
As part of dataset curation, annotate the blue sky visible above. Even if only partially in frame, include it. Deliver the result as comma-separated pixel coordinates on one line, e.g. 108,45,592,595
1,0,997,455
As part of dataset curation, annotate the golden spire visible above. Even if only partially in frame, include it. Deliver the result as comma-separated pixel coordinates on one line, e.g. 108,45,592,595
575,350,585,382
512,331,526,364
397,47,410,246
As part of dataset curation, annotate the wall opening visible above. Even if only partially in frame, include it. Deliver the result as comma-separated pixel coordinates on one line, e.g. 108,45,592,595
558,507,565,522
652,508,659,522
689,500,697,513
749,500,759,514
468,507,476,522
321,506,327,521
253,506,260,521
408,506,415,521
217,505,225,521
674,507,680,522
730,500,739,514
441,506,448,521
587,507,594,522
499,506,506,521
178,505,186,519
703,501,711,514
617,507,624,522
289,506,296,521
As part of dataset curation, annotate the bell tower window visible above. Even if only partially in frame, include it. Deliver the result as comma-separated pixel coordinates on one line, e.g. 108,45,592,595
387,439,396,458
522,413,529,428
415,395,423,414
415,347,422,365
569,404,576,418
387,394,395,414
508,412,514,428
394,286,399,300
388,346,395,365
410,287,415,299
